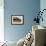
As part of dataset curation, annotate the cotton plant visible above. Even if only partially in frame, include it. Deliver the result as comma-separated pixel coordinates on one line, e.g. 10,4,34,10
17,31,34,46
33,9,46,24
23,32,34,46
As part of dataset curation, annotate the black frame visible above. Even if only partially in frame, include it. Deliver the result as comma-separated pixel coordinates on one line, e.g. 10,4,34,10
11,15,24,25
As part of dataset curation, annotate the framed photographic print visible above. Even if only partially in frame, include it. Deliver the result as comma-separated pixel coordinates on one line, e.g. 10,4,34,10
11,15,24,25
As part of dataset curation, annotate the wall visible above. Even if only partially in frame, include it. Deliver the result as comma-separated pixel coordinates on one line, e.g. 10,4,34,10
4,0,40,42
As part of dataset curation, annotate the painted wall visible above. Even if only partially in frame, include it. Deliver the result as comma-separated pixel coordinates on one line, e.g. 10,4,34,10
4,0,40,42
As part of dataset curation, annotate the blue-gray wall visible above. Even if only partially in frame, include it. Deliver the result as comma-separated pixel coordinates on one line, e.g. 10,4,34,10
4,0,40,42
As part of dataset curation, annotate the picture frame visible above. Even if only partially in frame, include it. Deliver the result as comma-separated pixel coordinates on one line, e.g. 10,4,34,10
11,15,24,25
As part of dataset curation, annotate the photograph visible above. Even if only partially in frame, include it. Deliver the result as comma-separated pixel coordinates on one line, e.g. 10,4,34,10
11,15,24,25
